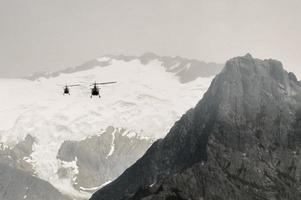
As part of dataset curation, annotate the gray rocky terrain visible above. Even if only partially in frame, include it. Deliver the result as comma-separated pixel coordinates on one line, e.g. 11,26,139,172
57,126,152,192
91,54,301,200
0,134,35,173
0,135,69,200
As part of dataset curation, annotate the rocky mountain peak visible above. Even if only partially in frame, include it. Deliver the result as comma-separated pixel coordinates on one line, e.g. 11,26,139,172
91,55,301,200
196,55,301,151
222,54,285,82
206,54,300,111
244,52,253,59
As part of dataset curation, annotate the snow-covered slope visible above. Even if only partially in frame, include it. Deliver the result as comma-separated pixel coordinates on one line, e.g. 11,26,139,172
0,56,217,199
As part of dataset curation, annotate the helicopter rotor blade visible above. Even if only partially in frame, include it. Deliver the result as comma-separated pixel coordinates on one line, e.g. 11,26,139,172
79,81,90,84
96,81,117,85
57,84,80,87
68,84,81,87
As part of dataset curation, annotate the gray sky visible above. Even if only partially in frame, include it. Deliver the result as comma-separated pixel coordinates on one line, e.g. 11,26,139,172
0,0,300,78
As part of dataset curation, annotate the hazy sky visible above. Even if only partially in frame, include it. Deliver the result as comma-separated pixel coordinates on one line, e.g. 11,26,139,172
0,0,300,78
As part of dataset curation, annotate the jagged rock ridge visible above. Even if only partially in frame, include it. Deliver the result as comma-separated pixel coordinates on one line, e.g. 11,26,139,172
90,54,301,200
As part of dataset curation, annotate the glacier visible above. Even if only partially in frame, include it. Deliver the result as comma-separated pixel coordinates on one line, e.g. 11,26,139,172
0,55,218,199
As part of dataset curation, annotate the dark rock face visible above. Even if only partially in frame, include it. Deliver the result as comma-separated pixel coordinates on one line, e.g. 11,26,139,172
90,54,301,200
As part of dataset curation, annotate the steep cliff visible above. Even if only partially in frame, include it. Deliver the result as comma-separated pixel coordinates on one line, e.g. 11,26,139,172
91,54,301,200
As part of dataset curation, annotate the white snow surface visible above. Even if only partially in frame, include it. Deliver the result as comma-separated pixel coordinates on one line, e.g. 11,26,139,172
0,58,213,199
79,180,112,192
106,128,116,158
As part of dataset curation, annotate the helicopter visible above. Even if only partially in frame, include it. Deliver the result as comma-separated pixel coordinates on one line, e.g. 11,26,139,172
59,84,81,95
90,81,117,98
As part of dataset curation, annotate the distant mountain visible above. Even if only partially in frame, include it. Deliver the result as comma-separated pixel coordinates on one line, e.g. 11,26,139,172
26,52,223,83
91,54,301,200
0,54,218,199
139,52,223,83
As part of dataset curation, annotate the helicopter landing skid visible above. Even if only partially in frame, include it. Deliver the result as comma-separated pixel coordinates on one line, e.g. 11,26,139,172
90,95,101,98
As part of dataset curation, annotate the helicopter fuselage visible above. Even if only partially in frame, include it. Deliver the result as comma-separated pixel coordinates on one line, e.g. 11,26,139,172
64,87,70,95
91,85,100,98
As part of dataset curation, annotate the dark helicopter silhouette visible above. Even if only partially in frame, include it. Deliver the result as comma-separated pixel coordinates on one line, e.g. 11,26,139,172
59,84,81,95
90,82,117,98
